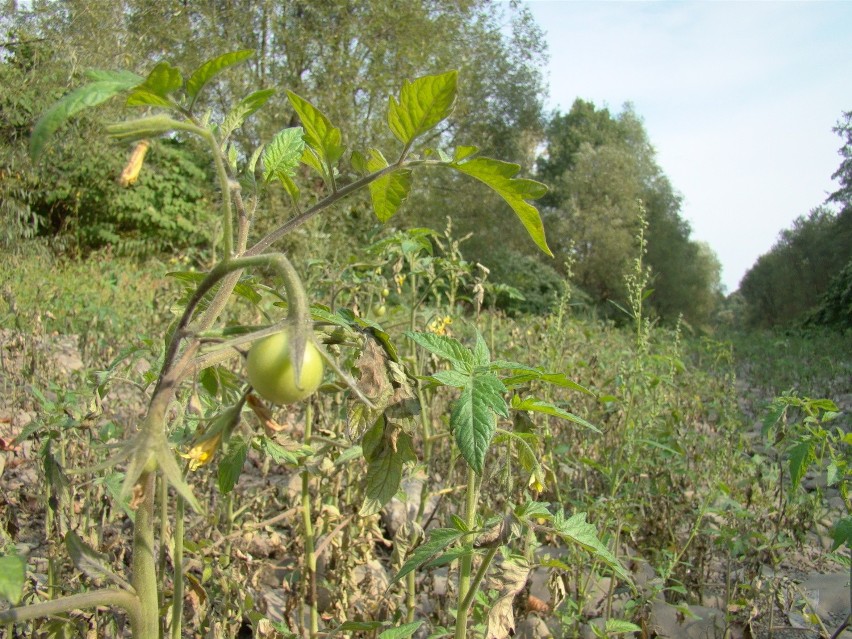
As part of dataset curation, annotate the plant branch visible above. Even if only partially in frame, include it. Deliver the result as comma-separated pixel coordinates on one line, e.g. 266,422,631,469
0,588,141,628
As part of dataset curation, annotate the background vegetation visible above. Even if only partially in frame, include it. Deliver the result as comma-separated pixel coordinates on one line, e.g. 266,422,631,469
0,2,849,639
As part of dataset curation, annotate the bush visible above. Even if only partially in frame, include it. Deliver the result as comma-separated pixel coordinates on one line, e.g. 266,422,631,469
484,248,565,315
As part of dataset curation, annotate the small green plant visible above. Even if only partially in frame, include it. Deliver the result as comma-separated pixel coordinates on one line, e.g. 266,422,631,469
0,50,572,638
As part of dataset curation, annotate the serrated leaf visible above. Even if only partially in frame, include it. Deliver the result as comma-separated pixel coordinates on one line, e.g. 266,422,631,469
451,157,551,256
604,619,643,634
287,90,345,167
788,440,815,489
220,88,275,141
218,436,249,494
472,331,490,367
380,621,424,639
392,528,466,585
261,437,309,465
452,372,508,474
30,73,143,160
263,127,305,183
827,462,840,486
431,369,470,388
831,516,852,551
186,49,254,102
126,61,182,106
0,554,25,604
388,70,458,146
360,432,416,516
511,396,601,433
553,512,629,581
405,331,474,371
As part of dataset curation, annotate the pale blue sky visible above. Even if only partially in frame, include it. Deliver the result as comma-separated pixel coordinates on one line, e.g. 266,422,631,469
525,0,852,292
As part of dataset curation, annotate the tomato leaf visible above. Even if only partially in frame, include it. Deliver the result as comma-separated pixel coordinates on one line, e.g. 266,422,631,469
218,436,249,494
366,148,411,222
831,516,852,551
388,70,458,146
511,396,601,433
359,431,416,516
552,511,629,581
788,440,815,489
405,331,474,372
452,371,508,474
391,528,466,585
287,90,345,168
0,554,25,605
263,127,305,184
65,530,123,586
379,621,424,639
30,71,143,161
186,49,254,103
450,156,551,256
220,88,276,142
126,61,182,107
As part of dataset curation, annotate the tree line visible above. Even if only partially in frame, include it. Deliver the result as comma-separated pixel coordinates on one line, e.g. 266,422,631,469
738,112,852,330
3,1,727,326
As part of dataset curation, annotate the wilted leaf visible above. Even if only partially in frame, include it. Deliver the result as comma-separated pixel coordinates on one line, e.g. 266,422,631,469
485,558,530,639
65,531,125,587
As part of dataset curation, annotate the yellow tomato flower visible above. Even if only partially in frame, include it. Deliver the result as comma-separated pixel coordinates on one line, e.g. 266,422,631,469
181,431,223,471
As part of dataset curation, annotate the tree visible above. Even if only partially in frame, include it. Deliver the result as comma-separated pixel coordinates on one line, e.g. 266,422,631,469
535,99,722,324
1,0,547,257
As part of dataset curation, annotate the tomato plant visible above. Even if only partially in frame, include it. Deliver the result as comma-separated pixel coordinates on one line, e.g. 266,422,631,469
246,331,324,404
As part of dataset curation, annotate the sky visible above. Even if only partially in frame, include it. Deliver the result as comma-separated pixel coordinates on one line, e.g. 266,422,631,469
524,0,852,293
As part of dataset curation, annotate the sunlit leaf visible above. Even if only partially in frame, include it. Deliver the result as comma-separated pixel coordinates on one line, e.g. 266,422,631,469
263,127,305,183
287,90,345,167
0,554,25,605
451,157,551,256
452,371,508,474
126,61,182,106
220,88,275,141
388,70,458,146
553,511,629,581
186,49,254,102
366,148,411,222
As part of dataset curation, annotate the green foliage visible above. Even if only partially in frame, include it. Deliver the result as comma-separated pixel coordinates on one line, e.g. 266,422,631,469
0,554,26,605
806,256,852,330
740,207,852,327
536,99,721,323
484,248,566,315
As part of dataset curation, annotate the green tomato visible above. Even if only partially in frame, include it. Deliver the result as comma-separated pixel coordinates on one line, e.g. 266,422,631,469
373,304,387,318
247,332,324,404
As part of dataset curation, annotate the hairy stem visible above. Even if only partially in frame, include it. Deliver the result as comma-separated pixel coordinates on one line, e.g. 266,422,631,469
131,470,159,639
455,467,479,639
301,401,319,638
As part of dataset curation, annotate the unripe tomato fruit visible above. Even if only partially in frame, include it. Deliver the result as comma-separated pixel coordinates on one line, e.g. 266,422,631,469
373,304,387,317
247,332,324,404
